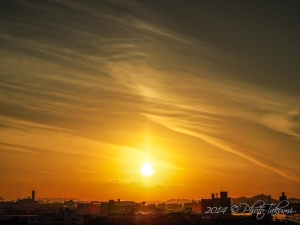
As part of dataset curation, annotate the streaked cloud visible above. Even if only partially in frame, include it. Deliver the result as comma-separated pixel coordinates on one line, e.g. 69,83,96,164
73,169,96,174
21,168,59,175
261,111,300,139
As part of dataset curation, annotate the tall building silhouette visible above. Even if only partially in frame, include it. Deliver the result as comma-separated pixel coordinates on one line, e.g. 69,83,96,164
32,190,35,201
279,192,287,202
201,191,231,215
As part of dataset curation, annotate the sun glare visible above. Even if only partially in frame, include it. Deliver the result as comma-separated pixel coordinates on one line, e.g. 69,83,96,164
141,163,153,176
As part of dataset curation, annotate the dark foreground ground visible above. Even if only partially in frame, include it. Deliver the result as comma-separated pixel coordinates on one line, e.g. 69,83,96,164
85,213,285,225
1,213,288,225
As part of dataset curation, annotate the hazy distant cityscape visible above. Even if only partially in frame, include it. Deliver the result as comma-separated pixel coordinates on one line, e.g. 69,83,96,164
1,190,299,225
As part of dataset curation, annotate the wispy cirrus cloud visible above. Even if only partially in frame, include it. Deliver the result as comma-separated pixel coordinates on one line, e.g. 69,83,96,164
261,111,300,140
143,112,300,183
73,169,96,174
21,168,59,175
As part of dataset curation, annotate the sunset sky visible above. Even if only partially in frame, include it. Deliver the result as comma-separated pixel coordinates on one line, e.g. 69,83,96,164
0,0,299,201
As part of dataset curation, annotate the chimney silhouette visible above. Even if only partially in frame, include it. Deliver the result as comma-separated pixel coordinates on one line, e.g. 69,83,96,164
32,190,35,201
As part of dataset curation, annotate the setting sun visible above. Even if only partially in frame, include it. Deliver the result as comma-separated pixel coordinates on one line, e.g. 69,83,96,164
140,163,153,176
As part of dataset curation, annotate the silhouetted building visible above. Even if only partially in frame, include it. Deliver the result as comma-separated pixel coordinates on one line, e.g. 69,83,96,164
183,200,201,213
220,192,227,199
165,203,182,212
64,200,76,209
280,192,287,202
99,199,136,214
112,199,136,213
156,203,165,210
32,190,35,201
136,202,156,213
28,207,83,225
201,191,231,215
77,202,100,215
